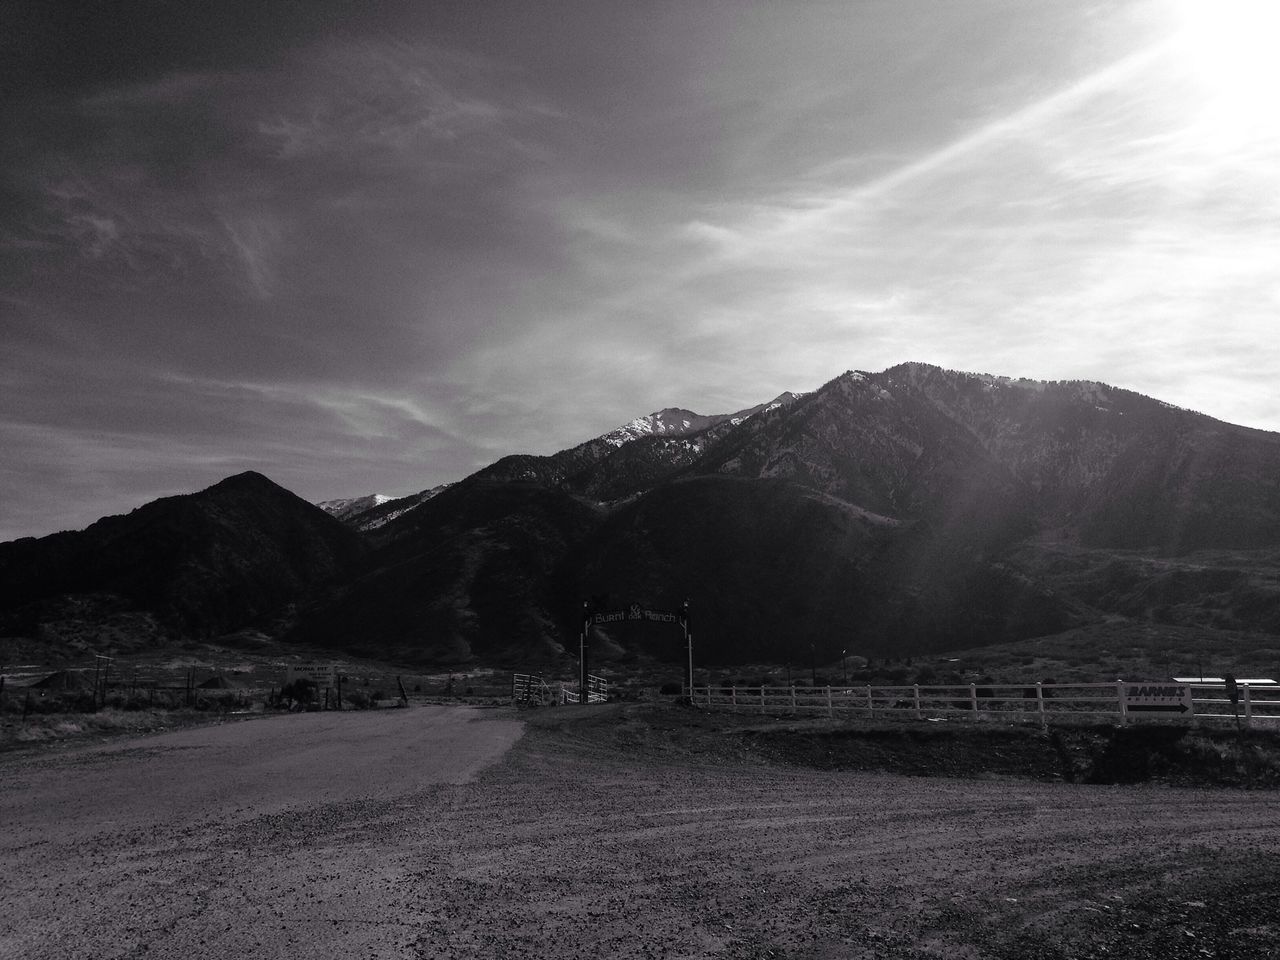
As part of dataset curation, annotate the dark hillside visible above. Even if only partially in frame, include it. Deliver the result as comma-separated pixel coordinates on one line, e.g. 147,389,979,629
573,475,1069,662
576,476,896,663
891,363,1280,551
0,472,365,641
688,372,1034,546
290,480,602,664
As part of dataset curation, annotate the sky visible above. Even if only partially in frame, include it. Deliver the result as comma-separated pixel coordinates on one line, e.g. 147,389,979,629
3,0,1279,541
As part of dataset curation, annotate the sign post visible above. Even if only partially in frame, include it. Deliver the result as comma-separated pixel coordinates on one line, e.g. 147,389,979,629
682,600,692,703
1225,674,1240,731
580,601,589,706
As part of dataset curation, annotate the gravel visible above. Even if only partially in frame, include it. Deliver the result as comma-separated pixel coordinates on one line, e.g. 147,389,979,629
1,702,1277,959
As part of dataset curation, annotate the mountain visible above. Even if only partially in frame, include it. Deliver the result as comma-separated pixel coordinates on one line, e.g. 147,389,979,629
600,394,802,446
316,494,393,522
394,393,805,518
323,485,453,533
9,364,1280,669
886,363,1280,552
290,364,1280,666
294,480,600,664
0,472,365,652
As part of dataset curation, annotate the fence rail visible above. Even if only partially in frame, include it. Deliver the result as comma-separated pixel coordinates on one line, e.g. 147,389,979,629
687,681,1280,728
514,673,608,705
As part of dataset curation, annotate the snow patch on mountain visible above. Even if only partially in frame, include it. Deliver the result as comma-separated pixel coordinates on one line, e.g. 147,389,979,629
602,393,806,448
316,494,393,521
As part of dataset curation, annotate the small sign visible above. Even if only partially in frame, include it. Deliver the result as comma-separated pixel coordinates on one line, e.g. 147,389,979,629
1124,682,1192,714
286,663,336,687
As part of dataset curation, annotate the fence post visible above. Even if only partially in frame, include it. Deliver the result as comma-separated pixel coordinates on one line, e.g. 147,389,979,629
1243,683,1253,729
790,685,797,712
913,684,922,720
1035,682,1046,728
760,685,766,712
970,683,978,714
705,685,712,708
1115,680,1128,724
730,686,737,712
826,686,833,718
866,684,874,718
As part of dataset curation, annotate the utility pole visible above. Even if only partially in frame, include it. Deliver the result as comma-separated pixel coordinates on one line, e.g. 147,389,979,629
580,600,589,705
93,654,113,710
682,600,693,701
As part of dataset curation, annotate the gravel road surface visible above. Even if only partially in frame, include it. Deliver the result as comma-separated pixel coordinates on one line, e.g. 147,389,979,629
2,703,1278,959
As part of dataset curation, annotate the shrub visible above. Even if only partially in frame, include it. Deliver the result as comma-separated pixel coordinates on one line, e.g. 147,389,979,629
344,689,371,709
280,679,317,709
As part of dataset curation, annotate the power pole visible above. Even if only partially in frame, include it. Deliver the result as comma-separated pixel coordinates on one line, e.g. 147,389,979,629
682,600,693,701
580,600,589,706
93,654,113,710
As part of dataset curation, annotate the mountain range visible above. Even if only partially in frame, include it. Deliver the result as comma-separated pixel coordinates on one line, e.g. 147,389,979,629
5,363,1280,668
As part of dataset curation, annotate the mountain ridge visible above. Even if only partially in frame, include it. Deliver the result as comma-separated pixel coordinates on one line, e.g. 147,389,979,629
6,364,1280,667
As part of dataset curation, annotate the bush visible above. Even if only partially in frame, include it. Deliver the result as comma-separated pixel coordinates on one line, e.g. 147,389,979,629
280,679,317,709
344,689,371,709
659,682,682,696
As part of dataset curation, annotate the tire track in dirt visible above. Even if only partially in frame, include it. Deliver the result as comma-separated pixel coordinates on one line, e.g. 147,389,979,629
2,703,1278,959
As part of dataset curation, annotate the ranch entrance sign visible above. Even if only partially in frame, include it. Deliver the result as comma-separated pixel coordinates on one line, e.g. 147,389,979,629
590,604,682,626
581,600,691,701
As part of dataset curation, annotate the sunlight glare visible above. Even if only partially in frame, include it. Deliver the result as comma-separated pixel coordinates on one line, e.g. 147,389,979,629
1175,0,1280,144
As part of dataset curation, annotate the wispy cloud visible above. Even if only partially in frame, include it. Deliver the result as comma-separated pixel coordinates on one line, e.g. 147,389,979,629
217,213,284,299
257,42,515,161
6,0,1280,540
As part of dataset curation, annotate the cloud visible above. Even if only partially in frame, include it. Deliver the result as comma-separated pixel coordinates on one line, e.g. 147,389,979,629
5,0,1280,540
217,213,284,299
438,9,1280,449
254,41,538,164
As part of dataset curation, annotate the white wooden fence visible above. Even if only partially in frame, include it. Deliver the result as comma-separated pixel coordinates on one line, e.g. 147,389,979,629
513,673,608,705
687,681,1280,728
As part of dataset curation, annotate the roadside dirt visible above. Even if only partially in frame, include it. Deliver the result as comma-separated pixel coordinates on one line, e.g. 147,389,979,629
1,702,1277,959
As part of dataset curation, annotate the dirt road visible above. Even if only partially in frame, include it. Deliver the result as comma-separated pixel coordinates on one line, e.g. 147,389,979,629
2,703,1278,959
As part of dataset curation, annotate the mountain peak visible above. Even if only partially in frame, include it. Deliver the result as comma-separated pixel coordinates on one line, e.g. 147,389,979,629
316,493,395,523
207,470,278,492
601,408,721,447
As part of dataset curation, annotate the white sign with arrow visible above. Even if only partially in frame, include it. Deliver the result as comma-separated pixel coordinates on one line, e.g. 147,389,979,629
1123,682,1193,715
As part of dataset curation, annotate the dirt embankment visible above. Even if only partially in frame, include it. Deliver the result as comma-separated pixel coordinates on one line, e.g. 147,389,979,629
737,719,1280,788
